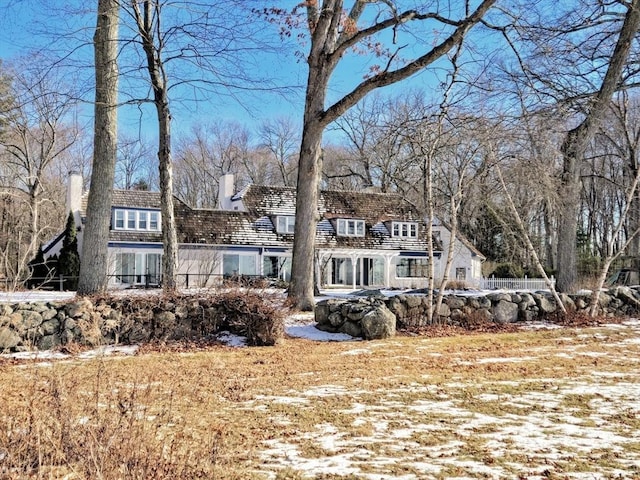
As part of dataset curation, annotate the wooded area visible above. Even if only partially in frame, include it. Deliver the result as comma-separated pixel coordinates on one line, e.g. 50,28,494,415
1,0,640,301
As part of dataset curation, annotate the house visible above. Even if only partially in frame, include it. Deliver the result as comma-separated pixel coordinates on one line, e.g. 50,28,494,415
45,173,485,289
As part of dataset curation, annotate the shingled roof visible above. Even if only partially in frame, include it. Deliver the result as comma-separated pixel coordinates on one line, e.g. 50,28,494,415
81,189,163,213
83,184,439,251
80,190,166,244
236,185,438,251
239,185,422,223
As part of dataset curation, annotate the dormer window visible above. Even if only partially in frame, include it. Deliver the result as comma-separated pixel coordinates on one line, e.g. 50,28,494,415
276,215,295,234
113,208,161,232
337,219,365,237
392,221,418,238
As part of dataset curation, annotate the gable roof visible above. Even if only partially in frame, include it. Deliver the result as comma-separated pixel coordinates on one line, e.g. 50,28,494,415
74,184,441,252
234,185,437,251
81,189,163,213
239,185,423,224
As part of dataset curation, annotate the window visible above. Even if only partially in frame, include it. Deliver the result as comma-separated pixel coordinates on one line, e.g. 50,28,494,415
112,209,161,231
392,222,418,238
138,211,148,230
115,253,135,283
127,211,136,229
115,252,161,285
396,257,429,278
276,216,295,234
264,256,291,281
150,212,159,230
223,254,257,277
336,219,365,237
114,210,125,229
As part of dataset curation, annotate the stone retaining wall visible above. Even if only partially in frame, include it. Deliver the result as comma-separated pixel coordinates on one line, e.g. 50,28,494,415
0,295,244,352
316,286,640,337
3,287,639,351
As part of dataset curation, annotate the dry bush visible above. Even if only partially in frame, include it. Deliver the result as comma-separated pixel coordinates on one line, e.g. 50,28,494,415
212,290,285,346
545,309,613,327
88,290,287,347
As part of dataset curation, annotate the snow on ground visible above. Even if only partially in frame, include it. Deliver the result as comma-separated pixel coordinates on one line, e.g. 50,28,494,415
250,321,640,480
3,288,640,478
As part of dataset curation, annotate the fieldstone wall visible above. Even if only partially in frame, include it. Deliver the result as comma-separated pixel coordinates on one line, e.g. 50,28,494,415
0,295,246,352
316,286,640,336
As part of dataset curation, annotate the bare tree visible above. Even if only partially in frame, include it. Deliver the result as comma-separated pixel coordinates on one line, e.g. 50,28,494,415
488,0,640,292
77,0,119,295
115,135,155,189
258,117,299,187
274,0,497,310
128,0,179,292
556,0,640,292
331,93,425,195
0,57,79,275
122,0,282,290
174,121,254,208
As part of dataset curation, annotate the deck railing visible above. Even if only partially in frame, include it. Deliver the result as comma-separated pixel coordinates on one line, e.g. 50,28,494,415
480,276,555,291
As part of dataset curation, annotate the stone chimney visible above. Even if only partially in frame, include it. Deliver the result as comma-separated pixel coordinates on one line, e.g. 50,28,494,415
217,173,235,210
66,171,83,226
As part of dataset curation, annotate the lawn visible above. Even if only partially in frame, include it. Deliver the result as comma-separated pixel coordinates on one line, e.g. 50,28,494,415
1,317,639,479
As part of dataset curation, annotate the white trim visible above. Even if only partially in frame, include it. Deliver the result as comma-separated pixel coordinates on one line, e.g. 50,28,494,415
276,215,296,234
336,218,365,237
112,208,162,232
391,221,418,238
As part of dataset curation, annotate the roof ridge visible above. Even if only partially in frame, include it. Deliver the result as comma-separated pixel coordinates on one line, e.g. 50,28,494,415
246,183,403,197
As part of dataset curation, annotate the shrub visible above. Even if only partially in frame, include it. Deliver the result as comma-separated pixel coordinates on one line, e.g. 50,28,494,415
26,245,56,289
491,263,524,278
57,212,81,290
212,290,285,346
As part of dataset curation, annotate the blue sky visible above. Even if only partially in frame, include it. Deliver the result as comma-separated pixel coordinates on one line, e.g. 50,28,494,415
0,1,476,146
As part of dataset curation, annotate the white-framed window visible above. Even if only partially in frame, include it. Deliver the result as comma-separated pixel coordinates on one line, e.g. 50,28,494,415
336,219,365,237
127,211,136,229
396,257,429,278
138,211,148,230
276,215,296,234
115,210,125,229
150,211,159,230
392,221,418,238
113,209,161,232
115,252,161,285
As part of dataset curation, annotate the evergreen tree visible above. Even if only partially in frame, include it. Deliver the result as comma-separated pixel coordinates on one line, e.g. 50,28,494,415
26,245,50,288
58,212,81,290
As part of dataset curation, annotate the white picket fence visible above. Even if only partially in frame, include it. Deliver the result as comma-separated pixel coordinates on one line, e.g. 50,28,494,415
480,276,555,291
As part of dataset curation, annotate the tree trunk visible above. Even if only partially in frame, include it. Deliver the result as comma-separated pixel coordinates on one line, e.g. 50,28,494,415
287,0,496,309
555,0,640,292
626,153,640,260
158,101,178,292
77,0,119,295
289,116,323,311
556,151,581,292
133,0,179,292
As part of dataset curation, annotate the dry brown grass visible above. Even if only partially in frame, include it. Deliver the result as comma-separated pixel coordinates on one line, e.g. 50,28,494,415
1,319,640,479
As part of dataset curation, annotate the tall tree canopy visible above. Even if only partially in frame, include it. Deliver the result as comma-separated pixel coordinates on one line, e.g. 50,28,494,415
273,0,498,310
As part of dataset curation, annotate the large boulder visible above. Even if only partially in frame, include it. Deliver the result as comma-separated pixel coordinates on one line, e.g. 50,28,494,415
360,304,396,340
535,294,557,314
492,300,518,323
0,327,21,350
